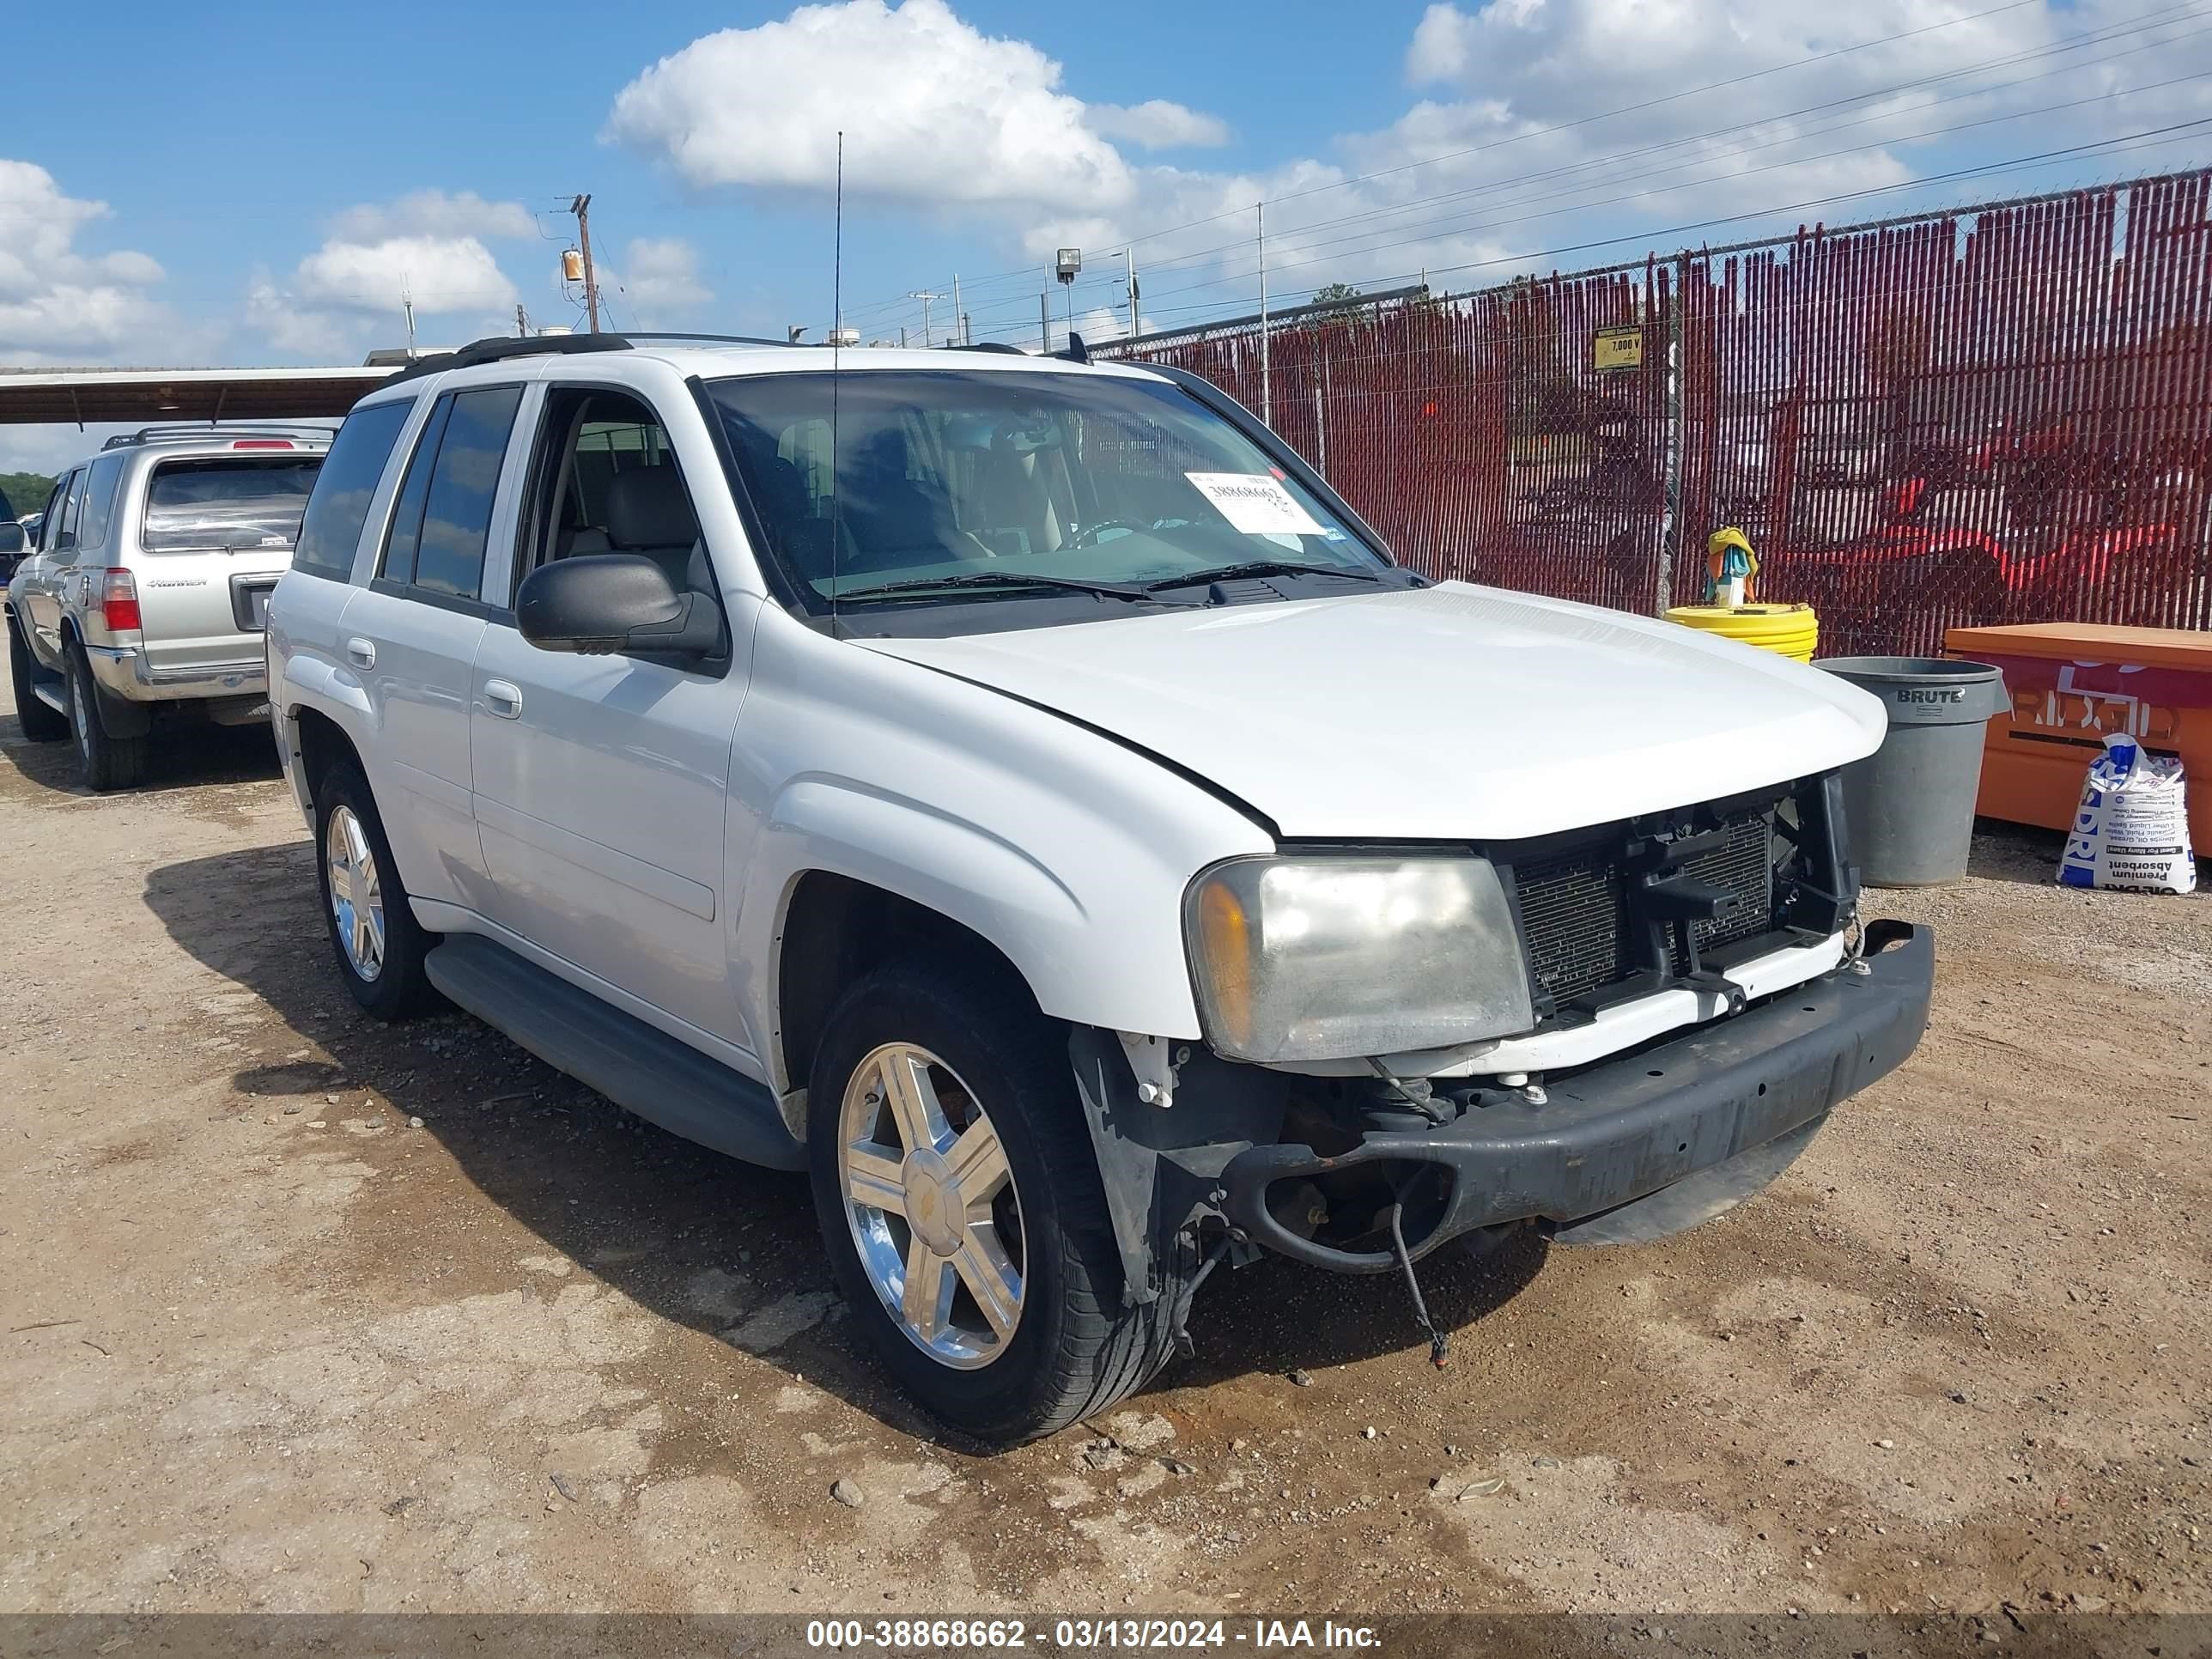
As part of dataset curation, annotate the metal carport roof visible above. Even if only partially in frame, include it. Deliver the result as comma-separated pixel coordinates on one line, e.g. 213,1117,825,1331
0,364,397,426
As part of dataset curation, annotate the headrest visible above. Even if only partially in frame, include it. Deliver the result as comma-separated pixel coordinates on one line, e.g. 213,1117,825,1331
605,465,699,550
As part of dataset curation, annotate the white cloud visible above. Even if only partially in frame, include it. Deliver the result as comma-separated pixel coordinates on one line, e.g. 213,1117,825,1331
295,234,516,315
0,160,174,359
246,190,540,358
608,236,714,325
1087,100,1231,149
606,0,1137,212
327,189,537,243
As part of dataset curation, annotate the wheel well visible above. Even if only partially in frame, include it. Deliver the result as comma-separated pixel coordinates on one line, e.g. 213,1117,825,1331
293,707,359,807
775,872,1030,1090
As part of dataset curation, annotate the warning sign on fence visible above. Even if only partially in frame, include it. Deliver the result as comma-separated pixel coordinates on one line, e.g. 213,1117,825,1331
1593,326,1644,371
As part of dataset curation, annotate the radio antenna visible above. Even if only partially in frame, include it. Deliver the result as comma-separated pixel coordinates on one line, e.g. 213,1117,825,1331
830,131,844,636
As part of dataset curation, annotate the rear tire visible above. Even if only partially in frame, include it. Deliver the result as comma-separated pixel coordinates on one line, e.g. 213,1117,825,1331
64,646,147,790
807,958,1188,1445
7,617,67,742
313,760,439,1020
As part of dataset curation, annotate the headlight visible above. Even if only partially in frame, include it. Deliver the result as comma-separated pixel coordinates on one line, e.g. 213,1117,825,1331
1183,855,1535,1064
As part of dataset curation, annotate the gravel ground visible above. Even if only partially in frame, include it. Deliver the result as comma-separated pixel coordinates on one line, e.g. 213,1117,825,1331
1,666,2207,1628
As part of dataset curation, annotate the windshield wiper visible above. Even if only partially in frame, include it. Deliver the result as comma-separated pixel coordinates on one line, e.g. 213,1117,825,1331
1143,560,1384,592
834,570,1194,605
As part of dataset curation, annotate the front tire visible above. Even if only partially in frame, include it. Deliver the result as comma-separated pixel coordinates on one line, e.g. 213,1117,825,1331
313,760,438,1019
7,617,67,742
808,958,1186,1444
64,647,147,790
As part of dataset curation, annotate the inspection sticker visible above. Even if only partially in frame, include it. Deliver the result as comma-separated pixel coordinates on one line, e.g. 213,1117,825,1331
1185,471,1325,537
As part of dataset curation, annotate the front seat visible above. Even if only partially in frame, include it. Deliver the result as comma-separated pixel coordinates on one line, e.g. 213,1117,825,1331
839,428,957,574
604,465,712,596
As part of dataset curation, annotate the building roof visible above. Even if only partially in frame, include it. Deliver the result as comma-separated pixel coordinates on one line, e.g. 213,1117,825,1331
0,364,398,426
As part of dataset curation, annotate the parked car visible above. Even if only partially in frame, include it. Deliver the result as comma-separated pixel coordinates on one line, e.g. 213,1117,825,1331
5,427,329,787
266,335,1933,1444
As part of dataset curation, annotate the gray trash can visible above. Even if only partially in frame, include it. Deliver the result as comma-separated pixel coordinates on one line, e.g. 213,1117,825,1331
1816,655,2008,887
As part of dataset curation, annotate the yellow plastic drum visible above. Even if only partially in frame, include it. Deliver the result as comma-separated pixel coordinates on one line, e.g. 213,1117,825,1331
1663,602,1820,663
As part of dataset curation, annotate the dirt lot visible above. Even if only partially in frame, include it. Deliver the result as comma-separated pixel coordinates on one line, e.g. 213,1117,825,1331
2,667,2207,1628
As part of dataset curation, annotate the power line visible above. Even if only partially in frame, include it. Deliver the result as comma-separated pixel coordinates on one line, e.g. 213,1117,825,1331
951,12,2212,344
1109,68,2212,319
1099,8,2212,288
849,0,2170,324
937,1,2209,338
1121,122,2212,331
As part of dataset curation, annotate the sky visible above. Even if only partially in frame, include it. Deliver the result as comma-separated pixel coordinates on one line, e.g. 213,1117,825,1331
4,0,2211,473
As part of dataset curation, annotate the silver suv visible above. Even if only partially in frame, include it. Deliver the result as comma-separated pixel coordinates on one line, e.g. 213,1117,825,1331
5,425,329,788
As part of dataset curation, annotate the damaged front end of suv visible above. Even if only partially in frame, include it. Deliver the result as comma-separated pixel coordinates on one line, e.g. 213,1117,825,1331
1071,769,1934,1360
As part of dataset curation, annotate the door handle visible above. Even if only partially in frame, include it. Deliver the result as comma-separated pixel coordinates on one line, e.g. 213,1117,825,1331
483,678,523,719
344,636,376,670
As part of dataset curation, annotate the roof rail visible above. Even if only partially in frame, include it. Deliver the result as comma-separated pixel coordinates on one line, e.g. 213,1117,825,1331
953,342,1028,356
619,331,805,349
101,423,337,450
384,331,634,386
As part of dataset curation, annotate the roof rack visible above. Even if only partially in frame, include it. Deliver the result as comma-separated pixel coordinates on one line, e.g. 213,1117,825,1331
954,342,1028,356
102,423,337,451
383,331,635,386
619,331,805,349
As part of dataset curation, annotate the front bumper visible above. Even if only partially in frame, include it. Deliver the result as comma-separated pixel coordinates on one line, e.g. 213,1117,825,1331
84,643,269,703
1220,921,1934,1272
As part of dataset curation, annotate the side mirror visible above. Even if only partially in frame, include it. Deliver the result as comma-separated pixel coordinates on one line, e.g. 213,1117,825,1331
516,554,720,659
0,523,24,555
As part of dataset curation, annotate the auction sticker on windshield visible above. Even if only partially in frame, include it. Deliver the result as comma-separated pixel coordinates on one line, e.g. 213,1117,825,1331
1185,472,1325,537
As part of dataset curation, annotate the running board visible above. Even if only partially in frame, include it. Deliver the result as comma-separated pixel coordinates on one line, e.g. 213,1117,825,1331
30,683,65,715
424,934,805,1171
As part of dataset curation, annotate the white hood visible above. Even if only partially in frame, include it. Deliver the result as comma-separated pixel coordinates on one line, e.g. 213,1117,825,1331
860,581,1887,841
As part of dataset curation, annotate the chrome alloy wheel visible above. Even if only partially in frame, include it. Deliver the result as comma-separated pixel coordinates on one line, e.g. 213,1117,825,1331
325,805,386,983
838,1043,1025,1370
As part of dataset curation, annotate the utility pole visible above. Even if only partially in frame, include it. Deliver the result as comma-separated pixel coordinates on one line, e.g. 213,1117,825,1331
1040,292,1052,356
951,275,963,345
908,290,940,347
515,303,529,337
1126,248,1140,340
569,193,601,334
401,284,416,357
1257,202,1271,426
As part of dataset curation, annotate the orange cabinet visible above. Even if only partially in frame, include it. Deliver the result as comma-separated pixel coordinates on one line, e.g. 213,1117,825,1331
1944,623,2212,855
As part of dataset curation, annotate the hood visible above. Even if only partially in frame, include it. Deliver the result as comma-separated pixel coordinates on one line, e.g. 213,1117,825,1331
859,582,1887,841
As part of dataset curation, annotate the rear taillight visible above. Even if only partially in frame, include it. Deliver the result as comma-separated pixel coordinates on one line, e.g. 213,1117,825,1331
101,568,142,633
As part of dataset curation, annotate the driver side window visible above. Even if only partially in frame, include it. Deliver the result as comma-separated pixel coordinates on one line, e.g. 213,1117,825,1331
515,387,719,611
46,469,86,561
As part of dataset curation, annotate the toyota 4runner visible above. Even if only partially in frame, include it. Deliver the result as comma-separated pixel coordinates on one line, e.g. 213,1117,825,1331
264,333,1933,1444
8,425,329,788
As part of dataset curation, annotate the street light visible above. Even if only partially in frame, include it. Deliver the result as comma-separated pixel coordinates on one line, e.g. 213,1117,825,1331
1055,248,1082,343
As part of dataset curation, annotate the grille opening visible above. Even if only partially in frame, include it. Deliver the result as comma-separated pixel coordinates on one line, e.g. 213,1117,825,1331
1509,805,1780,1012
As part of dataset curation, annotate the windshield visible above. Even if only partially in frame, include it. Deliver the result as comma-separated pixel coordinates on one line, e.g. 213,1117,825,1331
704,369,1388,613
141,456,323,554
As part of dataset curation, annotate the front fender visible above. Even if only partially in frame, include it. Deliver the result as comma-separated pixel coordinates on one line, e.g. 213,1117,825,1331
743,776,1205,1089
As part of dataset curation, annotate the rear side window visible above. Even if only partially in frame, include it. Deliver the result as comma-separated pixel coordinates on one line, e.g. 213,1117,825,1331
294,400,413,581
380,386,522,599
142,456,322,554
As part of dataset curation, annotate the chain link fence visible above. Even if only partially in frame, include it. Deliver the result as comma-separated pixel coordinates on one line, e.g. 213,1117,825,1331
1098,167,2212,656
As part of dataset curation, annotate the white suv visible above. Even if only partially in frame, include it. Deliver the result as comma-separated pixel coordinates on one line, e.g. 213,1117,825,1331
265,333,1933,1444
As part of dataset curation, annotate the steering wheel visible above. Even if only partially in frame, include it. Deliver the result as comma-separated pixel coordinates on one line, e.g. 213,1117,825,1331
1070,518,1156,549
